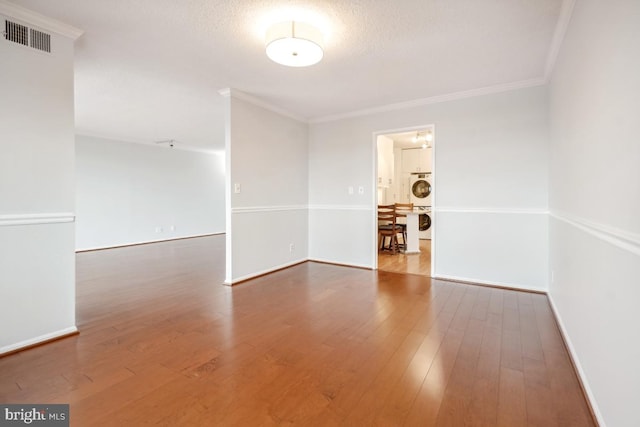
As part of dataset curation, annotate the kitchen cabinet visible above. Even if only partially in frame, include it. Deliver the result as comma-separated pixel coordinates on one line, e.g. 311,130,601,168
401,148,431,173
377,136,394,188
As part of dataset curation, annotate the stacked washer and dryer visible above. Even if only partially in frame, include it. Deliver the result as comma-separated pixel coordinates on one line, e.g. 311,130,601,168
409,172,433,239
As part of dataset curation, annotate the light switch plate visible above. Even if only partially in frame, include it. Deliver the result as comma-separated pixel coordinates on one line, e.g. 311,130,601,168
234,183,241,194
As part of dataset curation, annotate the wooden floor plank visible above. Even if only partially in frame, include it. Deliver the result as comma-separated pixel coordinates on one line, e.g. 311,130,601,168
497,367,527,427
0,236,595,426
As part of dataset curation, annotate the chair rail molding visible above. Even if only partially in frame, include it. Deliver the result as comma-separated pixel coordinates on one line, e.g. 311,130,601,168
434,207,549,215
550,210,640,257
308,205,371,211
0,212,75,227
231,205,307,214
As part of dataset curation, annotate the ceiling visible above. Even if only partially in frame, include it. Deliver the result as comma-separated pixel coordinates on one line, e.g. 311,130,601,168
384,128,434,149
12,0,565,151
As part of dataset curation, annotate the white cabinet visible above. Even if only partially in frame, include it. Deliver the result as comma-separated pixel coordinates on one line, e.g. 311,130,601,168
377,136,394,188
401,148,431,173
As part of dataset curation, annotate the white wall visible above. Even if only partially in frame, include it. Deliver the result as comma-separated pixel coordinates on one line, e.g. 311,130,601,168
224,91,308,283
75,135,225,250
309,86,549,290
548,1,640,425
0,9,79,353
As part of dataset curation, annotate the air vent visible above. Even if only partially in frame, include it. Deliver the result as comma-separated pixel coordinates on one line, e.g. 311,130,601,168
29,28,51,53
5,20,28,46
4,20,51,53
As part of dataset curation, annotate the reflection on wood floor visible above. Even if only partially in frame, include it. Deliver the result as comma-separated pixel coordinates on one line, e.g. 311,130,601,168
378,239,431,276
0,236,595,426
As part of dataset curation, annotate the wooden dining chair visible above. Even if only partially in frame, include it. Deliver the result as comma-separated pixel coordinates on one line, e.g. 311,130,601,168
378,204,403,254
395,202,414,249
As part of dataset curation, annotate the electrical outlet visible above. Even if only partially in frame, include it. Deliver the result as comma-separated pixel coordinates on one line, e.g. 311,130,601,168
155,226,163,233
234,183,241,194
358,186,364,195
170,225,175,232
289,243,294,253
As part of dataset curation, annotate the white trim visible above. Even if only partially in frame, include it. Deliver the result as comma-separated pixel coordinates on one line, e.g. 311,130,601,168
0,326,78,356
310,78,546,123
433,274,547,293
225,258,307,285
544,0,576,81
75,132,221,155
75,232,224,252
218,88,307,123
0,213,75,227
231,205,307,214
0,1,83,40
308,204,371,211
308,258,373,270
547,295,606,427
371,123,437,274
550,211,640,257
435,207,549,215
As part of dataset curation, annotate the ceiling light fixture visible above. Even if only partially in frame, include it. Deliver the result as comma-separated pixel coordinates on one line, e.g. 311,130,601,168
265,21,324,67
425,132,433,142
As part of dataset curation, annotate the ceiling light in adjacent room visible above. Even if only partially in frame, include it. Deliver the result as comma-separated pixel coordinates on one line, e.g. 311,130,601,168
425,132,433,142
266,21,324,67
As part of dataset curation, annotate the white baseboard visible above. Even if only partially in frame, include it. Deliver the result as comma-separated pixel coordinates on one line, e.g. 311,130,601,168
0,326,78,356
75,232,224,252
547,296,605,427
308,257,373,270
433,274,547,293
225,258,308,285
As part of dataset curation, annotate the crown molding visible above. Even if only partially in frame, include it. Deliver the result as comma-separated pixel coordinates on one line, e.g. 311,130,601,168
544,0,576,82
310,78,547,123
218,88,307,123
0,0,83,40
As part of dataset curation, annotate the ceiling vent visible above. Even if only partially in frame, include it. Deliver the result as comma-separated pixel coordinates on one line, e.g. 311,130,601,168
4,20,51,53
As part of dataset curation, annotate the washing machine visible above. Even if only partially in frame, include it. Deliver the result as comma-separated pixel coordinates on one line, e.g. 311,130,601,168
409,173,432,239
417,207,432,239
409,173,432,207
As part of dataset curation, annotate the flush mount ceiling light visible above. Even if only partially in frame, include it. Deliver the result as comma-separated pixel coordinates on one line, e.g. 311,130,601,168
265,21,324,67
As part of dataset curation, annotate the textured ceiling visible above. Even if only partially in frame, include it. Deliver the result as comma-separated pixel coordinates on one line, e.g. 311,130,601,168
12,0,564,150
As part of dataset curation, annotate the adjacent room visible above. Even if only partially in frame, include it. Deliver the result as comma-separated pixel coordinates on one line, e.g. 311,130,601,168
1,0,638,426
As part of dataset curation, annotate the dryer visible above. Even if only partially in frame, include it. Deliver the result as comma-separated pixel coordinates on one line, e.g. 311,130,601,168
409,173,432,207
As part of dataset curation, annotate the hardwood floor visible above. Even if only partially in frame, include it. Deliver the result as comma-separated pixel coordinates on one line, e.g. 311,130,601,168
378,239,432,276
0,235,595,426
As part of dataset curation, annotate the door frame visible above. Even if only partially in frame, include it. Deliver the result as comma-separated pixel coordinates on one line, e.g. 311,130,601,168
372,124,436,277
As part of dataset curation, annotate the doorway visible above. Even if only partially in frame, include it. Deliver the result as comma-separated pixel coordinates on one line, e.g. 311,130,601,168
374,125,435,276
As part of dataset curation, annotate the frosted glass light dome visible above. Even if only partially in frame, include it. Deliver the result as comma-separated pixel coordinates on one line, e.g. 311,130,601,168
266,21,324,67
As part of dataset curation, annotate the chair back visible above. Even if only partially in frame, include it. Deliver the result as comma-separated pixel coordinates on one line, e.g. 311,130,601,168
378,204,396,225
395,202,413,217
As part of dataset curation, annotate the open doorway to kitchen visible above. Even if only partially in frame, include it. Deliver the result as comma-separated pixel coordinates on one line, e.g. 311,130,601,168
374,125,435,276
